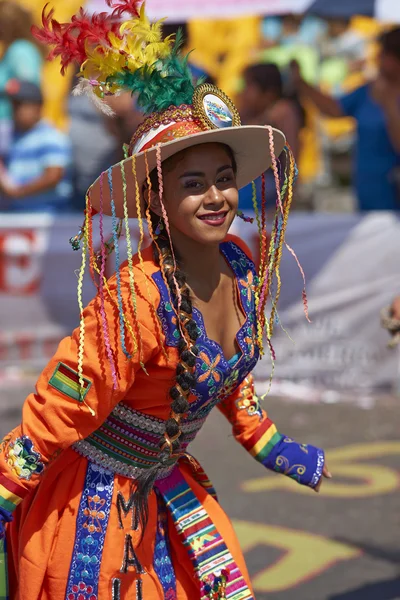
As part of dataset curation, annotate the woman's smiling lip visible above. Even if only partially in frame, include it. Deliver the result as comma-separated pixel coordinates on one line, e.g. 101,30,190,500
197,211,228,226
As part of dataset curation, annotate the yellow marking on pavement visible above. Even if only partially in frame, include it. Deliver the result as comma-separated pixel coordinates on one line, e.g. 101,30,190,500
242,441,400,498
233,520,361,593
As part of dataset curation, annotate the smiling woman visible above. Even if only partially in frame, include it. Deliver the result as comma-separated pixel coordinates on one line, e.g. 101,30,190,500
0,2,329,599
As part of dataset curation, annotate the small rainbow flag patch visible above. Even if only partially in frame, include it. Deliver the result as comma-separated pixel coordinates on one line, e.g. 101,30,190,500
49,362,92,402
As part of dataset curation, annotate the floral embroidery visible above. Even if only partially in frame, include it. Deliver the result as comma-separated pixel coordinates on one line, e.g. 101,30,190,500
213,369,240,400
165,302,180,340
67,581,97,600
239,270,254,308
235,376,263,420
83,495,107,534
153,240,260,420
6,436,44,481
243,324,256,361
65,464,113,600
198,352,222,384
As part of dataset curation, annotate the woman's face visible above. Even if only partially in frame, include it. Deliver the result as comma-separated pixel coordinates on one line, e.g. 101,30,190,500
150,143,238,247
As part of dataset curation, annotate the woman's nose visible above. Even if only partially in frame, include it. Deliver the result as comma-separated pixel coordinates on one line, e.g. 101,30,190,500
204,184,224,205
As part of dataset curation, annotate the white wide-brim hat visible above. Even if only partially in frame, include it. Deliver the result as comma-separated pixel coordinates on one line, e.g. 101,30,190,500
88,125,285,218
88,84,286,218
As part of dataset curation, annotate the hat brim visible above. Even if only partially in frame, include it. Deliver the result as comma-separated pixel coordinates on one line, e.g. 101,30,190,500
88,125,286,218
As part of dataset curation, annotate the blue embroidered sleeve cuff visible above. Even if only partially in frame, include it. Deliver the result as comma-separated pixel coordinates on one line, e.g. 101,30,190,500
262,436,325,489
0,506,13,539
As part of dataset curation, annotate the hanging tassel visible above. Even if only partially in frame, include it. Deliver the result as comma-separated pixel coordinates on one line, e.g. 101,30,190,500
236,210,254,224
134,448,174,543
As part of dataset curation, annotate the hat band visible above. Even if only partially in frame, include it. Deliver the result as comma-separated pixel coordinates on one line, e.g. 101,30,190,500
135,120,205,154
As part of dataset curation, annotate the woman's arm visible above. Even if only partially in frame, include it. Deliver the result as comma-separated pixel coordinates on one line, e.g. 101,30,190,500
290,61,344,119
217,375,328,490
0,265,160,520
270,100,302,161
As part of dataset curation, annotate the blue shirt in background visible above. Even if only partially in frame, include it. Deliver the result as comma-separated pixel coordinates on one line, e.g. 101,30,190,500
339,85,400,211
0,40,43,156
5,120,73,213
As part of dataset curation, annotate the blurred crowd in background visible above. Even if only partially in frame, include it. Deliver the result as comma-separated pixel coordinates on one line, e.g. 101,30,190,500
1,0,400,214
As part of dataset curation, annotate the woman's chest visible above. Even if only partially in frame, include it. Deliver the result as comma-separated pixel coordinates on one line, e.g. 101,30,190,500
152,241,260,419
191,275,244,360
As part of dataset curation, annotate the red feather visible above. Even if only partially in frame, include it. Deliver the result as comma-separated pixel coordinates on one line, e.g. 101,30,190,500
71,8,120,46
32,5,81,74
105,0,141,18
31,3,122,75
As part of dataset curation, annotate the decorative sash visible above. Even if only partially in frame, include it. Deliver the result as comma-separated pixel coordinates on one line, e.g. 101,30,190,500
156,467,253,600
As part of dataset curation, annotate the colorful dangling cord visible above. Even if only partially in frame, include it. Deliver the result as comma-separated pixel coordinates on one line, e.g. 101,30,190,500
76,199,96,416
143,151,170,361
120,161,140,360
131,155,164,365
108,166,132,360
156,144,187,342
283,147,311,323
98,172,119,389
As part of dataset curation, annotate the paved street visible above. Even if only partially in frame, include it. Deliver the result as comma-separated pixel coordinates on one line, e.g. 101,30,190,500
1,382,399,600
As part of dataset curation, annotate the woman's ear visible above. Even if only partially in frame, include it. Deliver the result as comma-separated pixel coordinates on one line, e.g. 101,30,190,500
143,184,162,217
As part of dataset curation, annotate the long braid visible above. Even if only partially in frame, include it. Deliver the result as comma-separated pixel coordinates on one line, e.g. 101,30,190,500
157,237,199,446
134,183,199,540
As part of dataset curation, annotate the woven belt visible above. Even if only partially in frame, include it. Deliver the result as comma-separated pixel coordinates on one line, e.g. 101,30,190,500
73,404,206,480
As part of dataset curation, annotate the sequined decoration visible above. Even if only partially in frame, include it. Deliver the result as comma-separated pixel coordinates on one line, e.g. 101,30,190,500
65,463,114,600
135,579,143,600
120,534,145,575
154,489,177,598
111,578,121,600
116,491,139,531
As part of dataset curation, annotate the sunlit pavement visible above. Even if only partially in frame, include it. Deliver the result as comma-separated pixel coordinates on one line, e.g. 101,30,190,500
1,382,399,600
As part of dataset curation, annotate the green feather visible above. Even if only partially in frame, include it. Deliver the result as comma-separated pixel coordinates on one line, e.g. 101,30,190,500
107,29,197,114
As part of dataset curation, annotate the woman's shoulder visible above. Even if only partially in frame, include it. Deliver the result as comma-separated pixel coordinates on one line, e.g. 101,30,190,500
108,244,161,300
224,234,255,263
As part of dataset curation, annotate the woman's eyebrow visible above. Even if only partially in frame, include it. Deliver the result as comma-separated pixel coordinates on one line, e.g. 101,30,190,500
179,165,233,179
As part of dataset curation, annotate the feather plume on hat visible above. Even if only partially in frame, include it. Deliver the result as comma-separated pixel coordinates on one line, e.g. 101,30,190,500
32,0,195,115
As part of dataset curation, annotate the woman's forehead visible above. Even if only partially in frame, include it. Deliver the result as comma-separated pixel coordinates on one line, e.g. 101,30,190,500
166,143,233,172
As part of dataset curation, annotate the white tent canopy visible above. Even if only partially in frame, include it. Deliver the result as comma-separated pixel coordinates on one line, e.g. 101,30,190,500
85,0,400,22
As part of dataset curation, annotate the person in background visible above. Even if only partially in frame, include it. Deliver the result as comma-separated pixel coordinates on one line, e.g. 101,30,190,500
69,67,122,211
0,0,43,158
261,13,325,49
238,63,304,210
318,17,367,96
239,62,303,160
320,17,366,69
0,79,73,213
291,27,400,211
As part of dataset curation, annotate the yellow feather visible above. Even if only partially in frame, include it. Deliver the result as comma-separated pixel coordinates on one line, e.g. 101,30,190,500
82,44,126,81
77,1,177,97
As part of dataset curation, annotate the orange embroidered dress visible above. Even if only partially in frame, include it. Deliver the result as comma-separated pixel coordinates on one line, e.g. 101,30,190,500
0,236,324,600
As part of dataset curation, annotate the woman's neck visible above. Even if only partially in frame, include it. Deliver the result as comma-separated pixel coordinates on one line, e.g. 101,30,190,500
169,230,223,291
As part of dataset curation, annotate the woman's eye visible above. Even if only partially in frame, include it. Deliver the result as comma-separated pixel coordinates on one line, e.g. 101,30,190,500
217,175,233,184
184,180,202,189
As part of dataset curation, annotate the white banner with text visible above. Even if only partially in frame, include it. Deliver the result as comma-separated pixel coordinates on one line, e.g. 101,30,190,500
0,212,399,397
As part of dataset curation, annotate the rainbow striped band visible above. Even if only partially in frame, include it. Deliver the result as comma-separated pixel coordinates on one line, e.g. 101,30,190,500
242,418,283,463
0,473,27,513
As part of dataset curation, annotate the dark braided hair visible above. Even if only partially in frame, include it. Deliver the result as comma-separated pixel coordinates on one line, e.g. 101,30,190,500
135,144,236,537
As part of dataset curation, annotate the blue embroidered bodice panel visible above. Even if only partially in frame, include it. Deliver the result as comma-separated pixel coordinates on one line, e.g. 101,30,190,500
152,240,259,420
